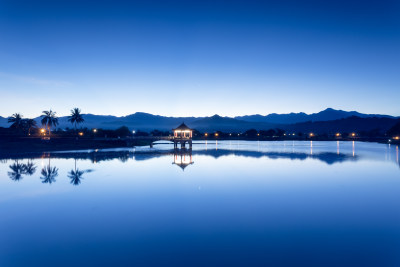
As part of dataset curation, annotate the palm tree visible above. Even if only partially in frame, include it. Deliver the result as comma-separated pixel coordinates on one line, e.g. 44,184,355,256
68,108,84,133
41,110,59,136
8,113,23,129
23,119,37,135
8,160,26,181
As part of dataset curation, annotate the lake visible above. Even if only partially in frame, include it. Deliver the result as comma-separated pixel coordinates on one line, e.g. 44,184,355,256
0,141,399,267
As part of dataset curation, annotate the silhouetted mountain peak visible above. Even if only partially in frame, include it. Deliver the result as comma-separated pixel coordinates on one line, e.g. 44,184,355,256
0,109,397,131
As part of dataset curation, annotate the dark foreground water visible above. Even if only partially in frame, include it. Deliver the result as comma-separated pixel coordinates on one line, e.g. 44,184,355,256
0,141,399,267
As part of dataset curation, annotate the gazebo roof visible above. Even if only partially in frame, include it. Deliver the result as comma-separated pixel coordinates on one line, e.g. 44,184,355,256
173,122,192,131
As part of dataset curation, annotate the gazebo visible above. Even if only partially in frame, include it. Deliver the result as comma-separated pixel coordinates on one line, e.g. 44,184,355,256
173,122,193,149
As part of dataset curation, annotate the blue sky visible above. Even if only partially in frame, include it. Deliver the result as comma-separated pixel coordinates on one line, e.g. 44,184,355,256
0,0,399,117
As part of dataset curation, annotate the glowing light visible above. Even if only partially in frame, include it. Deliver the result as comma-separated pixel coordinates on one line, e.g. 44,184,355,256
79,132,84,136
257,133,260,136
215,133,219,137
336,133,341,137
93,129,97,133
205,133,208,137
351,133,356,137
132,130,136,134
309,133,314,137
40,128,45,133
394,136,400,140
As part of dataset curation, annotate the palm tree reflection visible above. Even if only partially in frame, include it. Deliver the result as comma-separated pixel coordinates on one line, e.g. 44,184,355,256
67,158,92,186
8,161,25,181
8,160,37,181
24,161,37,176
40,158,58,184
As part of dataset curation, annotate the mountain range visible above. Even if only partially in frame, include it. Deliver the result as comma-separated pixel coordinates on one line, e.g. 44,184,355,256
0,108,398,133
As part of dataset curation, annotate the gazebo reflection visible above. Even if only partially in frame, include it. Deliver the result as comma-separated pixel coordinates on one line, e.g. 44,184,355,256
172,150,194,171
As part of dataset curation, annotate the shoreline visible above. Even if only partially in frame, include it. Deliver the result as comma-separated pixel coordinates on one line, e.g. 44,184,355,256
0,137,396,158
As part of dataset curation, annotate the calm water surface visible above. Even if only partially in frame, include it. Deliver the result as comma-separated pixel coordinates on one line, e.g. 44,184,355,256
0,141,399,267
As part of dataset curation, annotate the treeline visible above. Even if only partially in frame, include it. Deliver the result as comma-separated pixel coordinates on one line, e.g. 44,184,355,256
1,124,400,140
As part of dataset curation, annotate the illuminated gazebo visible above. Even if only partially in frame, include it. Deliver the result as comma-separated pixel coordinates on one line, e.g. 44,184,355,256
173,122,193,149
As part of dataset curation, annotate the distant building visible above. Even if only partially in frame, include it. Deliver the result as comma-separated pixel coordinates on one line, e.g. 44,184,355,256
173,122,192,149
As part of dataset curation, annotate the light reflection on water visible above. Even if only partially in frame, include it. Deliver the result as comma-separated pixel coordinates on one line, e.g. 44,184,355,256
0,141,400,267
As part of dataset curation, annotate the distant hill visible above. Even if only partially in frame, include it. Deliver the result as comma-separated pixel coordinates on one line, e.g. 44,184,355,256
0,116,7,126
283,116,398,135
235,108,395,124
190,115,278,132
0,109,398,133
387,119,400,136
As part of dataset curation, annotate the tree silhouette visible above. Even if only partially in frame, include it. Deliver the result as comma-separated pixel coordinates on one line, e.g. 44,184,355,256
41,110,59,136
8,113,23,129
68,108,84,134
23,119,37,135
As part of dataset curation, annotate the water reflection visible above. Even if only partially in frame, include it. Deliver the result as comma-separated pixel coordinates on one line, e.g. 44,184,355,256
337,141,340,155
8,161,26,181
172,150,194,171
1,141,400,267
8,160,37,181
2,141,400,184
25,161,37,175
40,158,59,184
67,159,93,186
